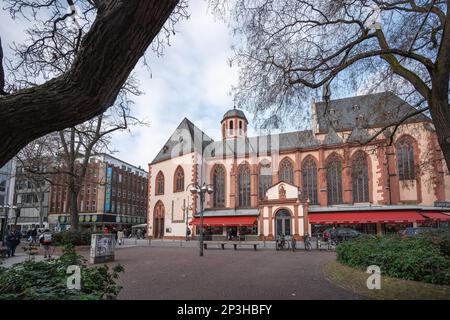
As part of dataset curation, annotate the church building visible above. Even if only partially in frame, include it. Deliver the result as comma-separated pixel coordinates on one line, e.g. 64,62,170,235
147,92,450,240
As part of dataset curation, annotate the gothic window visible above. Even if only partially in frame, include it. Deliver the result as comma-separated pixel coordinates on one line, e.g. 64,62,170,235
352,152,369,203
396,138,415,180
174,166,184,192
326,155,343,205
259,161,272,200
278,158,294,184
155,171,164,195
213,165,225,208
302,157,318,205
238,164,251,207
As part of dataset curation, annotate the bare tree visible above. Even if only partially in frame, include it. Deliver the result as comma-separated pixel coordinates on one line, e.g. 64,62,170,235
3,0,150,230
57,97,143,231
0,0,188,166
15,136,56,228
210,0,450,171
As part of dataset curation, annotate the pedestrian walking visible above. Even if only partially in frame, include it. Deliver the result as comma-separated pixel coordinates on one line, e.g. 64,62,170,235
112,227,118,245
117,229,124,245
39,229,53,259
30,227,38,244
5,227,20,257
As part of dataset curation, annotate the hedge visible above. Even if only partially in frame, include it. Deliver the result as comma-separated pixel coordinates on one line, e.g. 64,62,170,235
336,231,450,285
52,230,94,246
0,245,124,300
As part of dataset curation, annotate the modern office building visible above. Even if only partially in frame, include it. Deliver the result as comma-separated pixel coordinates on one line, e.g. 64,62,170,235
48,154,148,230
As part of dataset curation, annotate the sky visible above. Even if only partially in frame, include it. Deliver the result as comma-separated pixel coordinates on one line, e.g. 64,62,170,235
0,0,258,170
110,0,252,169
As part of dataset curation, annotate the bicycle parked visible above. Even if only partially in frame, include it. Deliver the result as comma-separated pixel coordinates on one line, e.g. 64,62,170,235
275,234,289,251
303,233,312,251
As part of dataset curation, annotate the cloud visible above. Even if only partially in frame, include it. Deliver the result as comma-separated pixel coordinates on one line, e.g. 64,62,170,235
110,0,247,169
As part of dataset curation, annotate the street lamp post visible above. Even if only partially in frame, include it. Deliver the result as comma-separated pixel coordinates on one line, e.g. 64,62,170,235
188,182,213,257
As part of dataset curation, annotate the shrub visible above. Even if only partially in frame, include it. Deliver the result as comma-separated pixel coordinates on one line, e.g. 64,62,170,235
336,233,450,285
0,245,124,300
53,230,93,246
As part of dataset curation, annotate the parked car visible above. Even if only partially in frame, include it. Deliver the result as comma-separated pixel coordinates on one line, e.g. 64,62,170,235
323,227,361,241
398,227,435,238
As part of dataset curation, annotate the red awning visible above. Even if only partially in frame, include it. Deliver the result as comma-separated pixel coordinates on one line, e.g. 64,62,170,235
309,211,425,224
190,216,257,226
422,212,450,221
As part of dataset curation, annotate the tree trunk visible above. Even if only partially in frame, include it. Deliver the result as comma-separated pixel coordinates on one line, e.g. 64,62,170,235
0,0,178,167
429,89,450,174
69,178,80,231
38,194,44,228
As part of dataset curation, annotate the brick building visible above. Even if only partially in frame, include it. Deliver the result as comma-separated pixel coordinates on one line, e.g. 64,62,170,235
48,154,147,230
148,92,450,240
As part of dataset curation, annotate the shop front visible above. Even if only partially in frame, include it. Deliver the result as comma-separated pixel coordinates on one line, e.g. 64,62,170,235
419,212,450,229
191,215,258,240
308,209,426,236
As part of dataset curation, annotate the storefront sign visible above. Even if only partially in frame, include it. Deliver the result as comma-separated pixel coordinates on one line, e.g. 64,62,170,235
104,167,113,213
90,234,115,264
435,201,450,208
91,215,97,222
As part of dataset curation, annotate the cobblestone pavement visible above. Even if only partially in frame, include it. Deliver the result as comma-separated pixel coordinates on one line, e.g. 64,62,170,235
106,246,362,300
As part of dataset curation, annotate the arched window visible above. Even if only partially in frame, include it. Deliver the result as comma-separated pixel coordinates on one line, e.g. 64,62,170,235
278,158,294,184
396,137,415,180
352,152,369,203
174,166,184,192
326,155,343,205
302,157,318,205
229,120,234,130
238,164,251,207
155,171,164,195
259,161,272,200
213,165,225,208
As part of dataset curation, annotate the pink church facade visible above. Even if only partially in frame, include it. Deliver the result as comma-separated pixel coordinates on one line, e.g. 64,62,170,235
147,92,450,240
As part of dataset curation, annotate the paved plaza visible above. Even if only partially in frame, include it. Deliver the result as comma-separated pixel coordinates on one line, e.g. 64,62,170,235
105,245,362,300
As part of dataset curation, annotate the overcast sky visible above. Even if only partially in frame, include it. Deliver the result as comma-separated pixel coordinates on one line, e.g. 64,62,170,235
0,0,263,170
110,0,255,169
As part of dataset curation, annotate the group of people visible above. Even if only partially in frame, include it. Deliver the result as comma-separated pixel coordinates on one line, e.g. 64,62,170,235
2,226,53,259
102,226,146,246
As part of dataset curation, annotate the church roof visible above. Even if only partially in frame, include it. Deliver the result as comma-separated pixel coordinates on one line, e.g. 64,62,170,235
150,118,214,165
150,92,431,165
222,109,248,122
203,130,321,158
315,91,430,134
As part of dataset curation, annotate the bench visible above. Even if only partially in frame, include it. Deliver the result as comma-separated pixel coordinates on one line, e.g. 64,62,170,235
203,241,260,251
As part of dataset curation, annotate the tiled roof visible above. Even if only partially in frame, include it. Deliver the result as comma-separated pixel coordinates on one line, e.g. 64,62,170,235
315,91,430,133
222,109,248,122
150,118,214,164
151,92,431,165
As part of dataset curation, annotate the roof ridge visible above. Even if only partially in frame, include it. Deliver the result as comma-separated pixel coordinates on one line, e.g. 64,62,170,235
316,91,391,104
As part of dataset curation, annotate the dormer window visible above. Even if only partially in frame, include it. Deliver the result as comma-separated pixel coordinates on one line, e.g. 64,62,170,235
352,104,360,111
163,146,169,153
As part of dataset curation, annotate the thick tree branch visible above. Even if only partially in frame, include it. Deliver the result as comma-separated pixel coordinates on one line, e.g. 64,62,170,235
0,0,178,167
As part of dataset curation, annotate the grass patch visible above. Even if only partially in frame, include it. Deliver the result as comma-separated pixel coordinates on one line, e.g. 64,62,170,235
325,261,450,300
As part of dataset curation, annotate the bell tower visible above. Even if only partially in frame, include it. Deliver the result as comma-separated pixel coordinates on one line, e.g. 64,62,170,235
221,107,248,140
